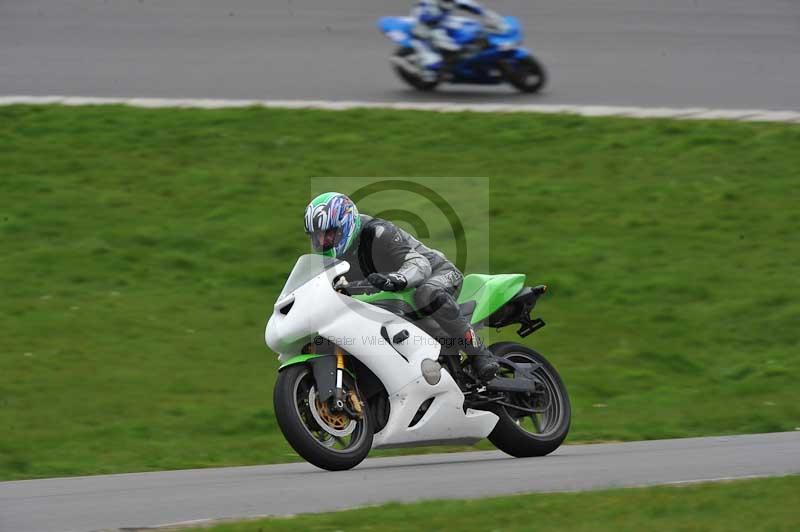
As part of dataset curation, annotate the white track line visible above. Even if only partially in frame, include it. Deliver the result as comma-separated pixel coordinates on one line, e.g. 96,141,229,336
1,95,799,123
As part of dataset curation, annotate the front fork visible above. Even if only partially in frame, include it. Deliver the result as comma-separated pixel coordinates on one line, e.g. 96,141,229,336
332,347,364,419
283,347,362,418
333,347,346,410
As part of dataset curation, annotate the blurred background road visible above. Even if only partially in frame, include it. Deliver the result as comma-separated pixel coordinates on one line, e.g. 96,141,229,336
2,0,800,109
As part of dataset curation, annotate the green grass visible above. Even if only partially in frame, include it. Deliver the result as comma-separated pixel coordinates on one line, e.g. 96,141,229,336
1,105,799,480
180,476,800,532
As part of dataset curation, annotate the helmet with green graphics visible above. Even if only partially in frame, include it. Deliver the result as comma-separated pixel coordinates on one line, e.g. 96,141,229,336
303,192,362,258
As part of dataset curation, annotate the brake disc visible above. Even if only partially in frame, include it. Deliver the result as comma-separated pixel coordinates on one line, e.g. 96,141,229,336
307,386,356,438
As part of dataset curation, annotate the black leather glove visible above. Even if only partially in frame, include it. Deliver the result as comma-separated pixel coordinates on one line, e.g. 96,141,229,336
367,272,408,292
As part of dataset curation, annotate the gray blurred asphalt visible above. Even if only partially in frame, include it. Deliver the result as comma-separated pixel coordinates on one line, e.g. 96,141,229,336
1,0,800,109
1,432,798,532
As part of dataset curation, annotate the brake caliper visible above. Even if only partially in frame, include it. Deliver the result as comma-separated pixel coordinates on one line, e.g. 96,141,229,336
347,390,364,419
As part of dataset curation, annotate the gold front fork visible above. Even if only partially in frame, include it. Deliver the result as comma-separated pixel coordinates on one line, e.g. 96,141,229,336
334,346,364,418
334,346,345,409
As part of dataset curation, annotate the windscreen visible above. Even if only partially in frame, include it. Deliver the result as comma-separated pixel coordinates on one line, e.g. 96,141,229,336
278,254,343,299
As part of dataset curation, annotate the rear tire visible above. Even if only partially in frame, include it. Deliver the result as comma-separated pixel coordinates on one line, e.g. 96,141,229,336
392,47,440,92
274,365,373,471
487,342,570,457
503,56,547,93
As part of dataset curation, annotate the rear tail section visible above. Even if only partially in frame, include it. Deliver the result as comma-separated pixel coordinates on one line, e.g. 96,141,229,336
457,273,526,323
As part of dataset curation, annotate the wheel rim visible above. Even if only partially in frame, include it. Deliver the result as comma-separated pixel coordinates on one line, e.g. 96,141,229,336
497,353,564,438
521,69,542,88
509,59,543,89
291,368,367,453
307,386,356,437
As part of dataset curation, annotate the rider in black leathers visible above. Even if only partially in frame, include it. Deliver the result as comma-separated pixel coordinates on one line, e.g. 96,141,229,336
304,192,500,381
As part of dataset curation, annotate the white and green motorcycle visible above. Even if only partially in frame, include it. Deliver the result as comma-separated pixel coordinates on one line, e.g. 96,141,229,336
265,254,570,471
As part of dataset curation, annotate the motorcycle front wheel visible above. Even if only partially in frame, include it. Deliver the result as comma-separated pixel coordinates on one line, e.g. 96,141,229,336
503,56,547,93
273,364,373,471
487,342,570,457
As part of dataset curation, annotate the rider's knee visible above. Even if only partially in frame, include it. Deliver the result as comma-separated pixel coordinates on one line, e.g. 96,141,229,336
414,285,448,314
416,285,461,319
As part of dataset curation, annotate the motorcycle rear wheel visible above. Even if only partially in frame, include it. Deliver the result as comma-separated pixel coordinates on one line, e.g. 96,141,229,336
274,364,373,471
392,47,440,92
487,342,570,457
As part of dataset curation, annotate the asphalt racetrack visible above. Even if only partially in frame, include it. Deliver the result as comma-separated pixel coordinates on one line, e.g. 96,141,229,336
1,432,798,532
2,0,800,109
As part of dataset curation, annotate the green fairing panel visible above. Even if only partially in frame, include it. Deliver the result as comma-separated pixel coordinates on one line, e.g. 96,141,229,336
351,275,525,325
278,353,324,370
457,273,526,323
352,289,416,307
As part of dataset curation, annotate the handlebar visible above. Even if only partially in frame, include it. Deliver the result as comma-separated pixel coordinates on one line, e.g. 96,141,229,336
335,278,379,296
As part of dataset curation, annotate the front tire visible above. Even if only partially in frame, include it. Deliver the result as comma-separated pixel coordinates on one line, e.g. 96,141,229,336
487,342,570,457
274,364,373,471
392,47,440,92
503,56,547,93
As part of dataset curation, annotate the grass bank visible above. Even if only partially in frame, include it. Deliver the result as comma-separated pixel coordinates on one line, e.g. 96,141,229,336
1,105,798,479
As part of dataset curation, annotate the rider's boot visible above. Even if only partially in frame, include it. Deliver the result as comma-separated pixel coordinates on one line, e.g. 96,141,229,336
462,327,499,382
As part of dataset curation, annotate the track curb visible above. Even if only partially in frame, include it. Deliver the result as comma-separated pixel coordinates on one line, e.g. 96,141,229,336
2,95,800,123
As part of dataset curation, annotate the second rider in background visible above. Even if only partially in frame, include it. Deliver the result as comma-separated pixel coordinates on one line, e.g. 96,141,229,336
399,0,510,81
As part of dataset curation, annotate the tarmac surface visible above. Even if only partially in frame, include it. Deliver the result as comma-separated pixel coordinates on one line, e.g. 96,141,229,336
1,432,798,532
2,0,800,109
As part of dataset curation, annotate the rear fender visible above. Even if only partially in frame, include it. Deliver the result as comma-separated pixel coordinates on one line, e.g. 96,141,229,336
484,285,548,337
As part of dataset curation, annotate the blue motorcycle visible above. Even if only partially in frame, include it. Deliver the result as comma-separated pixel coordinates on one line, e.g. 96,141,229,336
378,14,546,93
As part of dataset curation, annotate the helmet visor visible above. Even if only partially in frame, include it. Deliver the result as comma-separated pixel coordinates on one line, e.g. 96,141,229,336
309,227,343,253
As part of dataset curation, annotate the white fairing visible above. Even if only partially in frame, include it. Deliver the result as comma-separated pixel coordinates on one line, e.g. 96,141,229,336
265,255,498,448
372,370,498,449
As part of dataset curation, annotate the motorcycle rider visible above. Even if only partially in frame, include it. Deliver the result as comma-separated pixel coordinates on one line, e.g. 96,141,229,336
303,192,500,381
397,0,509,81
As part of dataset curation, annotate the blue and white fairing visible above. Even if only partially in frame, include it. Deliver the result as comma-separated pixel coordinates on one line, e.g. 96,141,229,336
378,15,532,63
378,16,416,48
485,16,523,49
